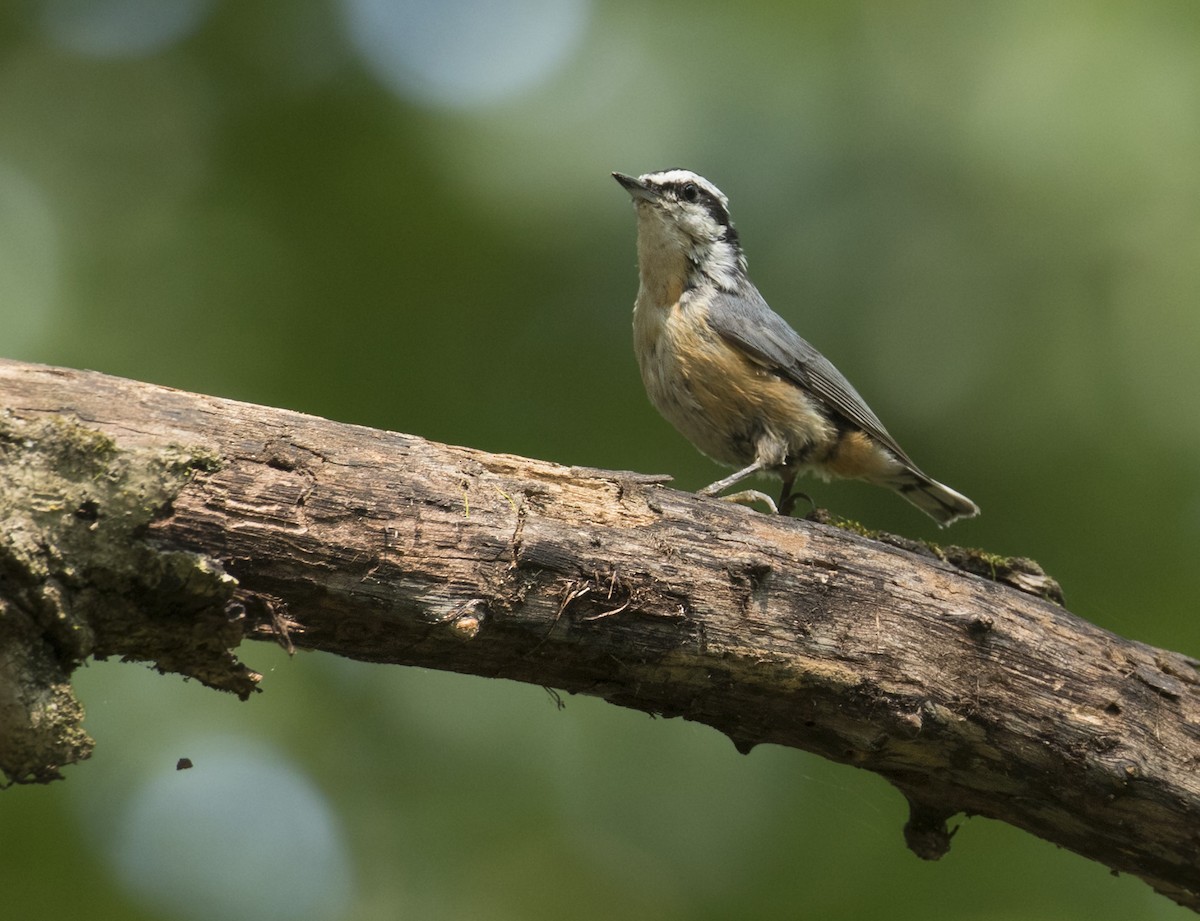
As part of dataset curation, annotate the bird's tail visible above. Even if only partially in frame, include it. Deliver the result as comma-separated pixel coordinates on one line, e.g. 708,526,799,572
885,469,980,527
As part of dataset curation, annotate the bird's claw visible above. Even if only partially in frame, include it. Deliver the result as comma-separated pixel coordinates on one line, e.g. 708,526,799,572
707,489,779,515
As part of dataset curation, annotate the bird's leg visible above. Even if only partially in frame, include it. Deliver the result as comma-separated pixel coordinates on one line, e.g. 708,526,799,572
777,471,797,516
698,461,764,497
698,462,779,514
776,472,814,517
779,489,814,517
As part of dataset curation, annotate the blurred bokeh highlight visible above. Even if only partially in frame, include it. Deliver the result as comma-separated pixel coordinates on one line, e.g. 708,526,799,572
2,1,1197,918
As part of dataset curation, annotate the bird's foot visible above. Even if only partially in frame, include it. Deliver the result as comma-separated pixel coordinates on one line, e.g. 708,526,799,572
706,489,779,515
778,489,814,517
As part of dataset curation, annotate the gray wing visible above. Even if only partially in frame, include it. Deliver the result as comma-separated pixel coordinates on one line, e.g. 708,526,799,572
704,284,918,468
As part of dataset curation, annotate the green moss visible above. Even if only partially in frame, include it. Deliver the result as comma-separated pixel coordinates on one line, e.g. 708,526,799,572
0,412,254,783
804,505,1065,605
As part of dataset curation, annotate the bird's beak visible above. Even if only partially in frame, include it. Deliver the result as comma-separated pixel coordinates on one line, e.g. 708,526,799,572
613,172,659,203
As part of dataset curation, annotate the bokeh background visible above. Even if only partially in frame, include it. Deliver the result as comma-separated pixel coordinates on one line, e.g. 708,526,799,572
2,1,1198,919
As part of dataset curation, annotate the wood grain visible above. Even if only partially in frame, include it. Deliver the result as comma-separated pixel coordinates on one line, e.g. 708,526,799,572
1,358,1197,910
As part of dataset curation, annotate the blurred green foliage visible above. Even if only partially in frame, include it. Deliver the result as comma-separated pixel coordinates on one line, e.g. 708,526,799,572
1,1,1197,918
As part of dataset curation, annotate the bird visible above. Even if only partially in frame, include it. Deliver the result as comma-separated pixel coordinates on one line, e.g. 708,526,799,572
613,168,979,526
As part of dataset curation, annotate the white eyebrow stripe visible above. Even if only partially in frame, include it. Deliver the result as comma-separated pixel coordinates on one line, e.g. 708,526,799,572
638,169,730,209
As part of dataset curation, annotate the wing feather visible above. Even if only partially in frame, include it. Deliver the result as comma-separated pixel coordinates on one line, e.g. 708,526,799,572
703,285,920,469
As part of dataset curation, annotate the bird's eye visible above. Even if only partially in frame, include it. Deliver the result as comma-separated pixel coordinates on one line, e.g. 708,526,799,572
681,182,699,202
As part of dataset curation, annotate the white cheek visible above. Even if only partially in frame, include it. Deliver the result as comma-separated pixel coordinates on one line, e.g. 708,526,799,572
680,213,710,239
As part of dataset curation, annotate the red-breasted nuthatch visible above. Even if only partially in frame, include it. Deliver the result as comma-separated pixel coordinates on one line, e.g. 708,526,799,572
613,168,979,526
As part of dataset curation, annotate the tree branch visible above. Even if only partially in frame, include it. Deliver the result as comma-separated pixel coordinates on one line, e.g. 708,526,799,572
1,358,1197,911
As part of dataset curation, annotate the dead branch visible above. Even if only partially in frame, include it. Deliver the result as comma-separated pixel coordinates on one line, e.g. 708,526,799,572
0,358,1197,910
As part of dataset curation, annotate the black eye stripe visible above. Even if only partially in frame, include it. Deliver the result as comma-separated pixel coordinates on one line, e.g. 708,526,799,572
700,196,731,228
655,180,730,224
642,175,739,246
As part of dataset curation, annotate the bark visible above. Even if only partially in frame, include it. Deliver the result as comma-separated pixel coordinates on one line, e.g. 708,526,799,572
0,358,1197,910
